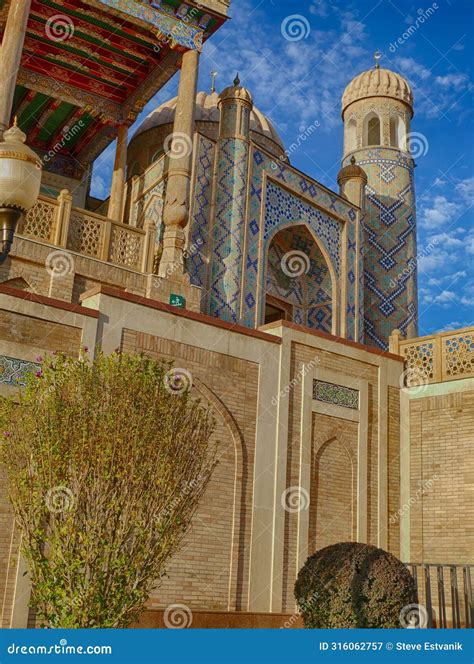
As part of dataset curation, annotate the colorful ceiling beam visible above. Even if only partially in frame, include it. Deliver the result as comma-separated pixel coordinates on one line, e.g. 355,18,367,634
91,0,205,50
2,0,228,174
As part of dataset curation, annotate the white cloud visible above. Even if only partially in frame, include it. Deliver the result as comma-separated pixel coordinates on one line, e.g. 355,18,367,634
198,0,373,137
428,233,464,248
395,56,431,81
459,283,474,307
90,175,108,199
436,320,473,332
425,270,466,287
431,290,457,306
390,56,473,119
419,196,461,229
465,237,474,254
309,1,330,18
456,176,474,205
435,73,469,91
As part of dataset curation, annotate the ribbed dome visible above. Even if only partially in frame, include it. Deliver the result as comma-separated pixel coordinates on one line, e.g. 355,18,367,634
342,67,413,114
337,156,367,184
132,90,284,149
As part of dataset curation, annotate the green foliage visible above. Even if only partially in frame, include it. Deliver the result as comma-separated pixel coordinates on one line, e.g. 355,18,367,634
294,542,417,628
0,350,216,628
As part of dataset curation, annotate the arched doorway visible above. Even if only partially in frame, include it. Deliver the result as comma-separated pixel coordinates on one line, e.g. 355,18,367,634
264,225,333,333
310,434,356,552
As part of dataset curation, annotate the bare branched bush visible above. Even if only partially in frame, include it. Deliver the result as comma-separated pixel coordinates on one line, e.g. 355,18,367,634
0,350,216,627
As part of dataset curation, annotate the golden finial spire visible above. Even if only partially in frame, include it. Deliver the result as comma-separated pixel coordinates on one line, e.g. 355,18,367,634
13,116,18,127
233,72,240,87
210,70,218,94
374,50,382,69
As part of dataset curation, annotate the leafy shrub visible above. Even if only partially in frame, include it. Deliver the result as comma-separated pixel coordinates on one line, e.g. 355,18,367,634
294,542,417,628
0,350,216,627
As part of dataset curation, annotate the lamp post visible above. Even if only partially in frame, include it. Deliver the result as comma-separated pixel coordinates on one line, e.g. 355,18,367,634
0,119,42,264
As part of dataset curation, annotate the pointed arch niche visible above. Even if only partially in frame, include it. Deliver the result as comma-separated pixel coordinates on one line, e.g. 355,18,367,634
389,115,407,150
363,111,381,146
263,224,336,334
149,378,247,612
294,367,369,572
346,117,357,153
310,431,357,552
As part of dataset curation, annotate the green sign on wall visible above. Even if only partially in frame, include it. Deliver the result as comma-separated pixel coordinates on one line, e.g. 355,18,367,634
169,293,186,308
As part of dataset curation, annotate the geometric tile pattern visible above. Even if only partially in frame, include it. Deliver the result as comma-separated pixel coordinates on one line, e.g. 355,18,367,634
130,157,165,228
209,137,249,322
188,135,215,288
347,147,418,349
263,181,341,272
358,215,365,343
0,355,39,387
313,379,359,409
240,148,359,336
400,340,434,382
444,332,474,379
265,226,332,333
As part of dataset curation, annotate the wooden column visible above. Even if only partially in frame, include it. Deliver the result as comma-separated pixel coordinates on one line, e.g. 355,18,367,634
0,0,32,132
159,48,199,277
107,125,128,222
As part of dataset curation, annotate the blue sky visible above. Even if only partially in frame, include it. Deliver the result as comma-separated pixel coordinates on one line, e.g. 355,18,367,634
91,0,474,335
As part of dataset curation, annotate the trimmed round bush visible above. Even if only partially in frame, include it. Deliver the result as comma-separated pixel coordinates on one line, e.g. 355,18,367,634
294,542,417,628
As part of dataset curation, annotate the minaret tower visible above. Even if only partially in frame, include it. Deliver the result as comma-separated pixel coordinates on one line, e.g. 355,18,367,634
341,53,418,349
209,75,253,322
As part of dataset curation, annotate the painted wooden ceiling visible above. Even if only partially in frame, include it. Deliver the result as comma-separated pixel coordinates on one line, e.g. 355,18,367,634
0,0,226,178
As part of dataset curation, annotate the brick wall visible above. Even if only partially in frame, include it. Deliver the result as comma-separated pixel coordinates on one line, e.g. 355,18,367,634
121,328,258,611
387,386,400,557
309,414,358,551
409,389,474,563
281,341,381,612
0,310,81,355
0,300,87,627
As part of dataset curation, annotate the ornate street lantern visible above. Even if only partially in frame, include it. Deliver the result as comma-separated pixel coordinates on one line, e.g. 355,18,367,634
0,119,42,263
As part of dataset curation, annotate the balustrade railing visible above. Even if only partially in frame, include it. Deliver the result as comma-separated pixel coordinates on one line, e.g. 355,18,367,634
390,327,474,386
406,563,473,628
19,190,155,273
